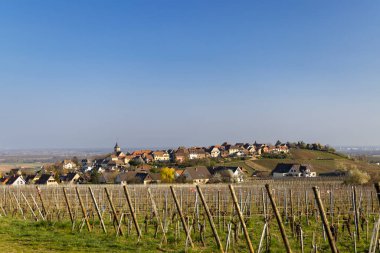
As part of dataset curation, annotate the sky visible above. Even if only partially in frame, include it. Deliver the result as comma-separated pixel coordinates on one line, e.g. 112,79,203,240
0,0,379,149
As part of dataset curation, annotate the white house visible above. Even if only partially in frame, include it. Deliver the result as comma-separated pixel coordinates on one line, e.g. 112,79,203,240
62,160,77,170
210,147,221,158
152,151,170,162
228,146,240,156
272,163,317,178
209,166,245,183
6,175,26,186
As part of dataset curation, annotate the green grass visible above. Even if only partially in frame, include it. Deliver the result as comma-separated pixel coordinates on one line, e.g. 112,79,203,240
248,149,380,177
0,215,375,253
290,149,344,160
0,218,167,253
0,217,225,253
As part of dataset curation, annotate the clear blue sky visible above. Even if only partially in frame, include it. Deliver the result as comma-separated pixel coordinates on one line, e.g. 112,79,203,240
0,0,379,149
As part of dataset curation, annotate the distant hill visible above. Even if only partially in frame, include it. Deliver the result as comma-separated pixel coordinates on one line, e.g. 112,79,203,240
246,148,380,178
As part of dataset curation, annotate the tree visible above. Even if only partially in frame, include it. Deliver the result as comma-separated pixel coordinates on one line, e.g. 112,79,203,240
275,140,282,146
298,141,306,149
90,171,100,184
160,167,175,183
72,156,79,166
209,173,223,184
344,166,370,185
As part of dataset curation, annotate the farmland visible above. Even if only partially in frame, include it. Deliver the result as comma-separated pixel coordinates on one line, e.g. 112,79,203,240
247,149,380,177
1,181,379,253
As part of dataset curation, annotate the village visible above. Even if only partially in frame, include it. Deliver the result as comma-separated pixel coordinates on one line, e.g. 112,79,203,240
0,141,328,186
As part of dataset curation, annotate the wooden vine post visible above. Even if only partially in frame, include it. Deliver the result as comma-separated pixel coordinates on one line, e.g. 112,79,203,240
105,187,123,236
63,188,74,224
147,188,166,242
170,186,194,248
229,184,255,253
196,185,224,253
21,192,38,221
89,187,107,234
123,185,142,238
36,186,47,218
265,184,292,253
374,182,380,206
75,187,92,232
352,186,360,241
312,186,339,253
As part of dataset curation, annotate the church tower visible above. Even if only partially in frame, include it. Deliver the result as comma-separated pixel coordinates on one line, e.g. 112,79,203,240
114,142,121,153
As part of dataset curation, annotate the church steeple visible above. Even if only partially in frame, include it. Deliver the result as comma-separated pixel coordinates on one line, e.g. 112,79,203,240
114,142,121,153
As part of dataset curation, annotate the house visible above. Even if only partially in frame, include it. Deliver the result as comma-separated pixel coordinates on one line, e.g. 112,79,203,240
93,158,106,172
81,159,93,172
278,144,289,153
130,156,145,165
115,172,136,184
209,146,221,158
114,171,158,185
110,154,119,161
62,160,77,170
219,147,230,158
152,151,170,162
142,153,154,163
174,169,184,178
181,166,211,184
149,173,162,184
35,174,59,185
209,166,245,182
131,150,152,157
244,144,257,154
272,163,317,178
253,143,268,155
228,146,240,156
269,144,290,154
6,175,26,186
107,159,127,170
233,150,249,157
175,148,189,163
99,171,119,184
60,172,82,184
188,148,207,160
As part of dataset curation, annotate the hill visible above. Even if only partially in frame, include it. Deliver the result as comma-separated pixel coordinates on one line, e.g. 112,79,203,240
247,149,380,178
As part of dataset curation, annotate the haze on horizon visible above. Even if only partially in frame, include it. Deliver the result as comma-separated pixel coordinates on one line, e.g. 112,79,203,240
0,1,379,149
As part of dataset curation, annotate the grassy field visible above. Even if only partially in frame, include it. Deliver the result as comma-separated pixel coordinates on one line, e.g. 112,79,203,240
0,218,171,253
247,149,380,177
0,214,374,253
0,162,44,173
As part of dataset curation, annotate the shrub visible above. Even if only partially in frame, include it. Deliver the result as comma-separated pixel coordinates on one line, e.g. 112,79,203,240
344,167,371,185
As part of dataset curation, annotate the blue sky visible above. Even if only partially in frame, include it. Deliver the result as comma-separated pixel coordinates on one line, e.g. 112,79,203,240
0,1,379,149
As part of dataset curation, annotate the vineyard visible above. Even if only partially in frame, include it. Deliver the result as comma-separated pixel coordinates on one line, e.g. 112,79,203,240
1,180,380,253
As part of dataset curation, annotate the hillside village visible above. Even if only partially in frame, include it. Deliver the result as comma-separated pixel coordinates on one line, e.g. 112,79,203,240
0,141,343,186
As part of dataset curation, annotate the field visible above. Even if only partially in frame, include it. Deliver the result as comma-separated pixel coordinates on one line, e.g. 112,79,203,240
1,182,380,253
0,162,43,174
247,149,380,177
